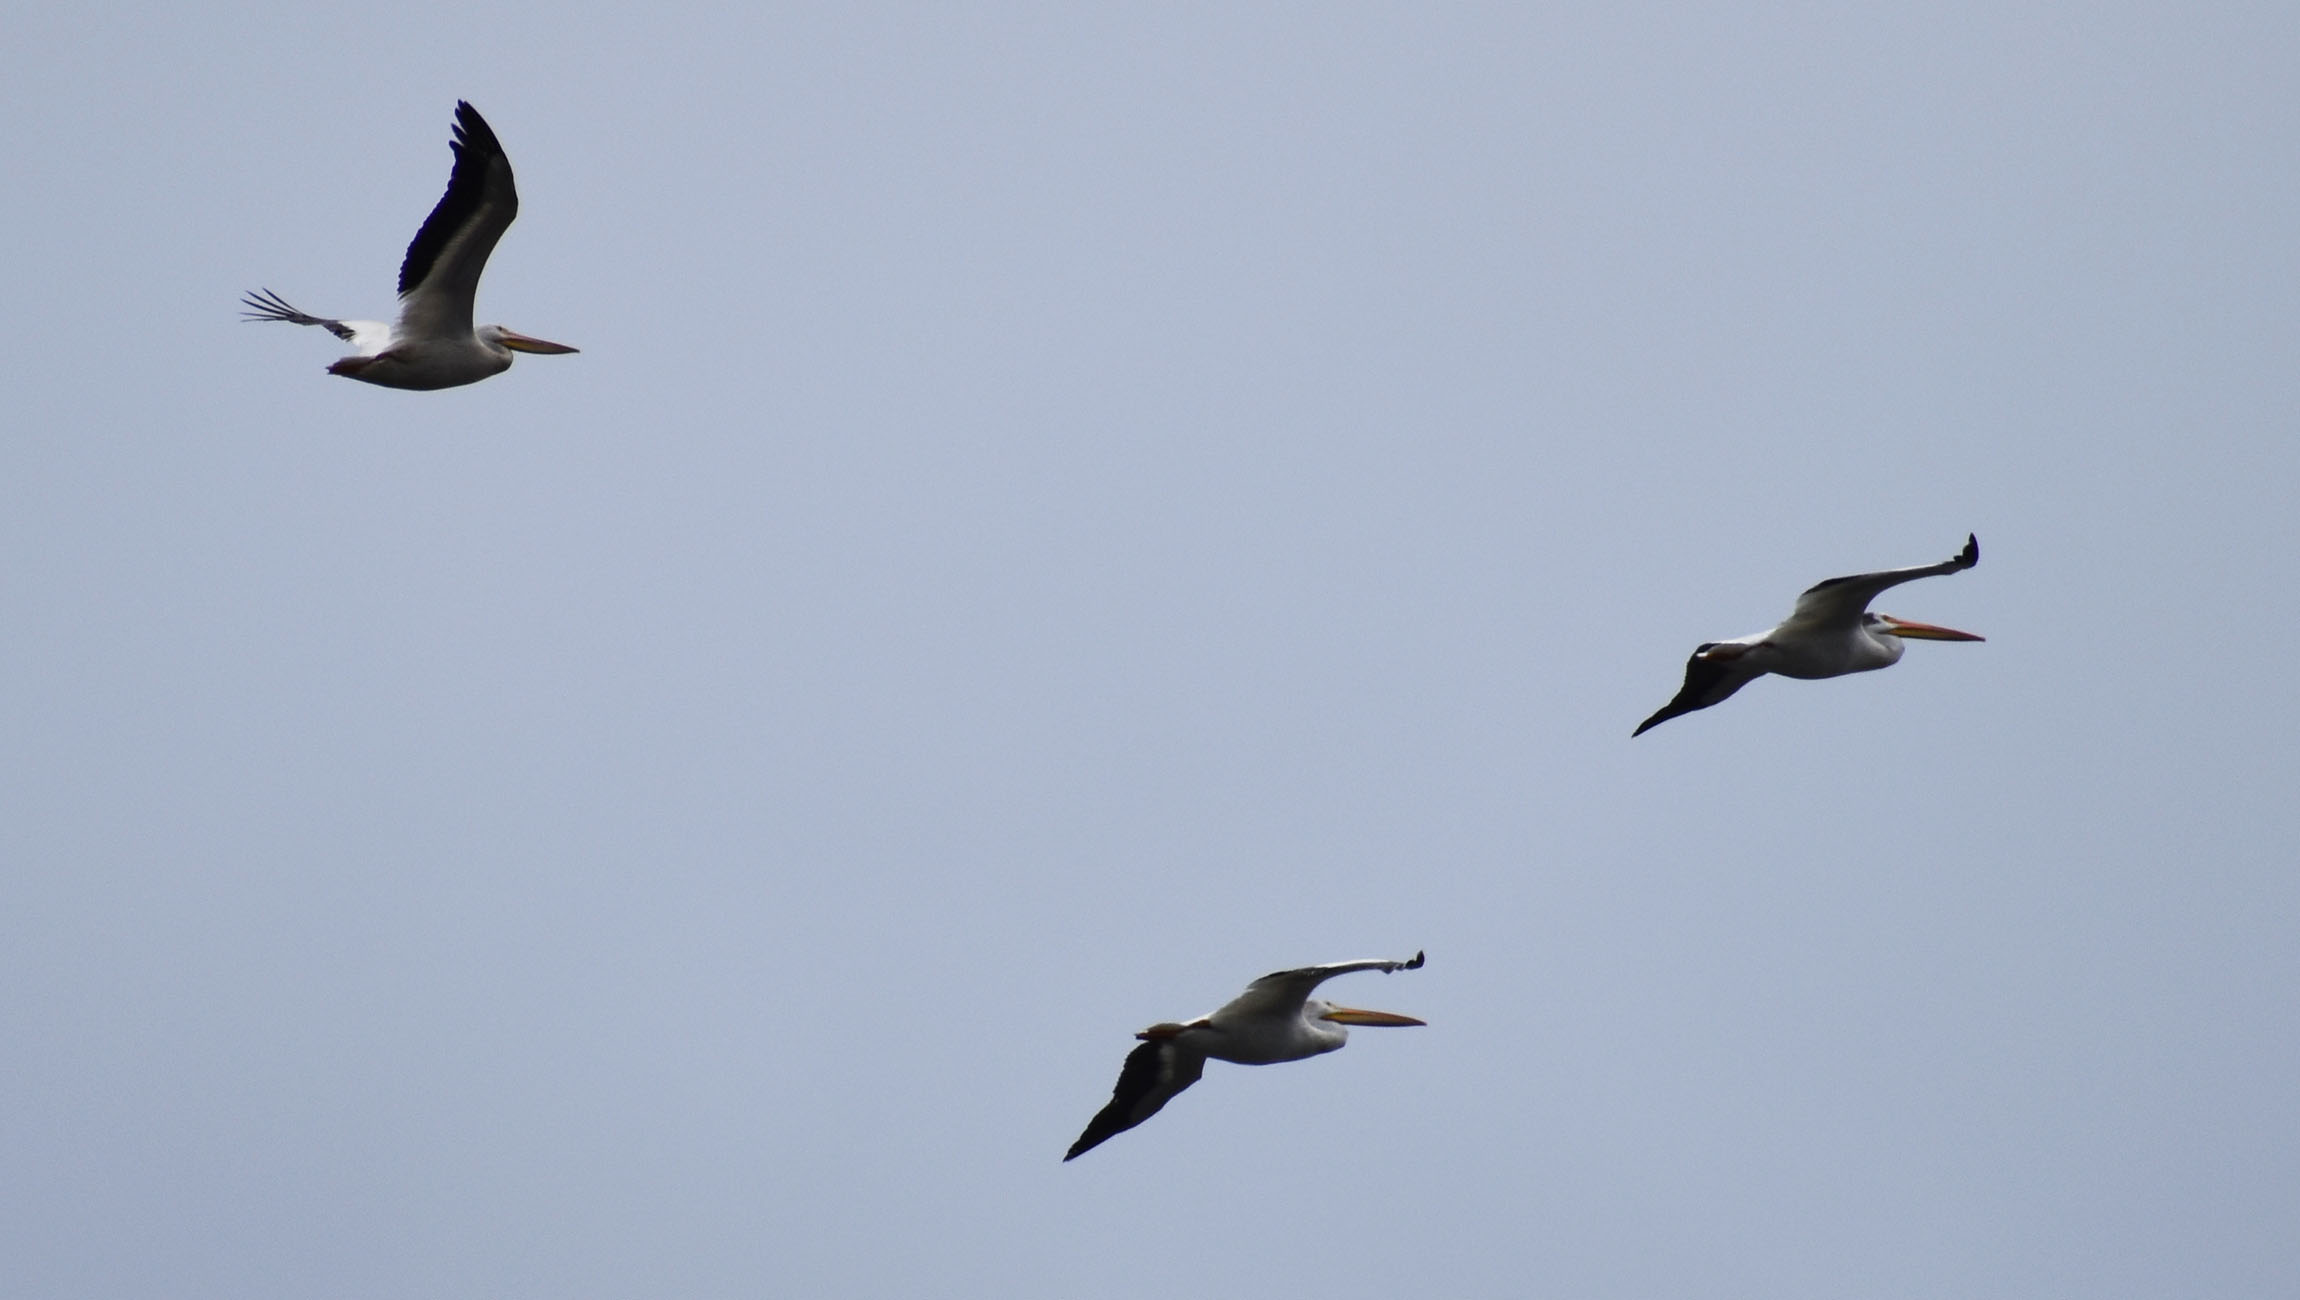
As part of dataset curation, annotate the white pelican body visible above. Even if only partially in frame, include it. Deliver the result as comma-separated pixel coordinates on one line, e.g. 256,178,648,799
1065,952,1425,1161
243,102,576,390
1635,534,1984,736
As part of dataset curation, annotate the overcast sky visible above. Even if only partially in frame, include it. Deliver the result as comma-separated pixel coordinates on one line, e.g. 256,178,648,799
5,4,2297,1297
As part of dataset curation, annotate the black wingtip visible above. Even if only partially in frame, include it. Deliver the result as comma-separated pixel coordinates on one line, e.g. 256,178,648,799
447,101,508,168
1402,951,1425,970
397,101,514,298
1960,533,1979,568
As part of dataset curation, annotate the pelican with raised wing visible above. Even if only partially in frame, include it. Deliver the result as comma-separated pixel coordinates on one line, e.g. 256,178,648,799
242,101,576,390
1065,952,1426,1161
1634,534,1984,736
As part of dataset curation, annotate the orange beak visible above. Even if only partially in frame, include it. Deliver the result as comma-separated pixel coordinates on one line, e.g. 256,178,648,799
1319,1006,1427,1027
1880,616,1984,642
498,329,580,355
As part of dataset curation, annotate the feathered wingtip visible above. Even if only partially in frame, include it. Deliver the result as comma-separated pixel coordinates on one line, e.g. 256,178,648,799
450,100,506,160
239,289,355,341
239,287,306,323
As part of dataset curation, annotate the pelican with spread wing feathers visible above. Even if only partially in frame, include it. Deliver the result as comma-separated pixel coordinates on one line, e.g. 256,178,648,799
242,102,576,390
1634,534,1984,736
1065,952,1426,1161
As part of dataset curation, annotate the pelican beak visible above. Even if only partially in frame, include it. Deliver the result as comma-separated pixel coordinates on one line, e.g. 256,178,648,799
1319,1006,1427,1027
498,330,580,355
1879,616,1984,642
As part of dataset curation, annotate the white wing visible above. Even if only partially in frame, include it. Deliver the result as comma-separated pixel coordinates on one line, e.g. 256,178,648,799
239,290,394,355
392,101,519,343
1213,953,1426,1023
1781,534,1978,632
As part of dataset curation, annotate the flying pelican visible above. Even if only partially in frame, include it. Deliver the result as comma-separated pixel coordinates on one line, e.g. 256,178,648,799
1065,952,1426,1161
242,101,577,390
1634,534,1984,736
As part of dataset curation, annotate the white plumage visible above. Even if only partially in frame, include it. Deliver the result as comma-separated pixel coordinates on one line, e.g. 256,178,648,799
1066,953,1426,1161
243,101,576,390
1635,534,1984,736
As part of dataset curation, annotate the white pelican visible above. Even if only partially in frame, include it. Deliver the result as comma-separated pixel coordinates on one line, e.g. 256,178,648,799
1634,534,1983,736
242,101,576,390
1065,952,1425,1161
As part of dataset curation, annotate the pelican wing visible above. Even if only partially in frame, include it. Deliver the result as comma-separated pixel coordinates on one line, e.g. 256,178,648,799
1633,647,1763,736
240,289,357,342
1782,534,1979,631
1065,1037,1207,1160
1215,953,1427,1023
393,101,519,342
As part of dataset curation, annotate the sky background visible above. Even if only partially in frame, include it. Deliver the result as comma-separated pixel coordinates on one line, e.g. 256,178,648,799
5,3,2297,1297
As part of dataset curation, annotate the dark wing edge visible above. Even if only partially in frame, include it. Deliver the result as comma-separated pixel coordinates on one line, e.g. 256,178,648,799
396,101,517,298
1632,648,1752,737
1064,1039,1204,1161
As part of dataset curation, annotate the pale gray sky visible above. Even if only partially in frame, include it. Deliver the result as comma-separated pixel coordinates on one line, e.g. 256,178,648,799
5,4,2297,1297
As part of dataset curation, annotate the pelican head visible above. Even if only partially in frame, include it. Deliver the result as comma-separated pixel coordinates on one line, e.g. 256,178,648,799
480,324,580,356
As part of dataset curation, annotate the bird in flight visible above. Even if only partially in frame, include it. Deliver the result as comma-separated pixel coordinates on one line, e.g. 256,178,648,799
1635,534,1984,736
1066,952,1427,1161
243,101,577,390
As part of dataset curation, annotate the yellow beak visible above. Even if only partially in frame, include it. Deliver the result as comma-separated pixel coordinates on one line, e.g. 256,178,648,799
1320,1006,1427,1027
1880,616,1984,642
499,330,580,355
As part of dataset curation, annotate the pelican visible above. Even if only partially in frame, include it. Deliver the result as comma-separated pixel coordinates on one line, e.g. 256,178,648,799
1065,952,1426,1161
1633,534,1983,736
242,101,576,390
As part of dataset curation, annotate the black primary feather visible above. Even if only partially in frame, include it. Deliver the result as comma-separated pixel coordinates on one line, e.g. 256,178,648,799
396,101,513,297
1065,1038,1200,1161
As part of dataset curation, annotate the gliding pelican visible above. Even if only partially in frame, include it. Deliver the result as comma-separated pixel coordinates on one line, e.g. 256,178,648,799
1634,534,1984,736
242,101,577,390
1065,952,1426,1161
